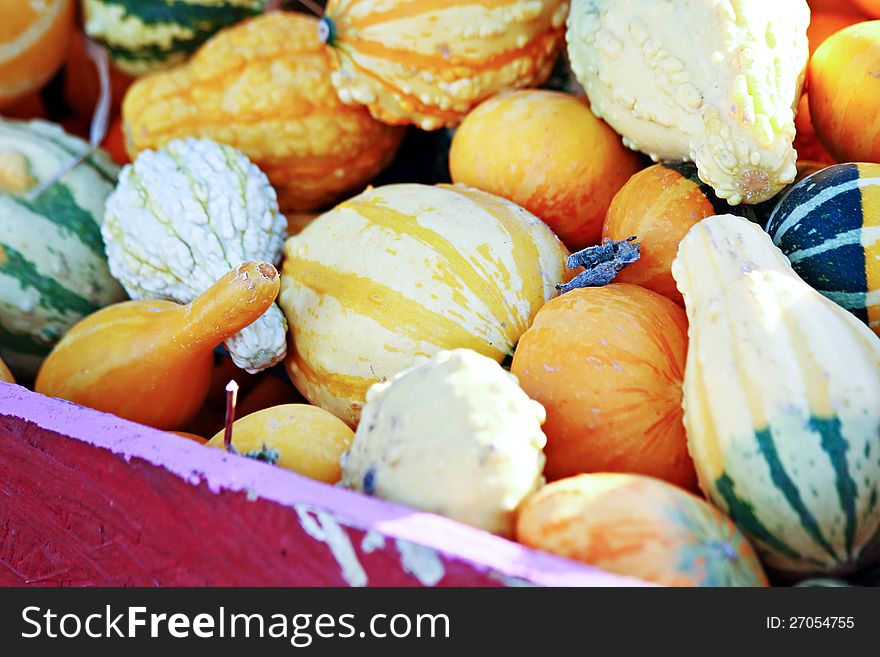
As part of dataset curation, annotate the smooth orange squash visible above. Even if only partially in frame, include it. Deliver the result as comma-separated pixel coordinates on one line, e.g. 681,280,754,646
510,283,696,490
0,355,14,383
602,162,743,306
0,0,74,108
850,0,880,18
809,21,880,163
450,90,643,251
35,262,281,430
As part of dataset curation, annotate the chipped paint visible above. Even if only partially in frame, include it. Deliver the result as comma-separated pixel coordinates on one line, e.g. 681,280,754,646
360,530,386,554
295,505,367,587
396,539,445,586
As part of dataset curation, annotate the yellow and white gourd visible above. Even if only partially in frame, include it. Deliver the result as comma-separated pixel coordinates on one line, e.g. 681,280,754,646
340,349,548,537
671,214,880,575
566,0,810,204
279,183,568,426
102,138,287,373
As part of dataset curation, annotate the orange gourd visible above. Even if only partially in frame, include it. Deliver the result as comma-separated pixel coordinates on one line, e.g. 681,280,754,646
35,262,281,431
850,0,880,18
808,21,880,163
122,12,405,214
450,90,643,251
516,473,769,587
169,431,207,444
62,30,133,122
1,94,47,121
100,117,130,166
0,0,74,108
602,162,741,306
0,355,14,384
510,283,696,490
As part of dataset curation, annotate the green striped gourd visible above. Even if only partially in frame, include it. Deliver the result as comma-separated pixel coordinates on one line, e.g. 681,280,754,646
279,183,569,426
0,119,126,377
765,163,880,336
671,213,880,576
82,0,267,76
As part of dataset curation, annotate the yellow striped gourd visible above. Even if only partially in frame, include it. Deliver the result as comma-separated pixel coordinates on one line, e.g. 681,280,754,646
279,183,568,426
672,214,880,576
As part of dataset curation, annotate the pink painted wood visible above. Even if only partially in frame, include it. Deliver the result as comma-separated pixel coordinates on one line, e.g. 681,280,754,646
0,382,646,587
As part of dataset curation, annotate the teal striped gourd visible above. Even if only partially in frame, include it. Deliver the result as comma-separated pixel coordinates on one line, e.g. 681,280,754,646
0,119,126,378
82,0,267,76
671,214,880,576
765,163,880,336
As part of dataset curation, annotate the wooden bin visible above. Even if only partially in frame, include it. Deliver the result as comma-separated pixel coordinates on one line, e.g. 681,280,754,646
0,383,646,587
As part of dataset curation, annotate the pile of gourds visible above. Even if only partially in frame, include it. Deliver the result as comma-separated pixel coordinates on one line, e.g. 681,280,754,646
1,0,880,588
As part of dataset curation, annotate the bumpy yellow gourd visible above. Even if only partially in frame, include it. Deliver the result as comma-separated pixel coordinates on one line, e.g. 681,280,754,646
122,11,405,214
566,0,810,204
320,0,571,130
672,214,880,576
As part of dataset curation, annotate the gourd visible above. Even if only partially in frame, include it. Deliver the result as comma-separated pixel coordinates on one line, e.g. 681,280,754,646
0,119,126,378
510,283,696,490
320,0,571,130
0,355,13,384
809,21,880,163
765,163,880,335
0,0,74,108
602,162,751,306
340,349,547,538
566,0,810,205
35,261,281,431
279,183,569,426
62,30,133,122
205,404,354,484
516,473,768,587
850,0,880,17
102,138,288,373
82,0,266,76
449,90,643,251
671,214,880,575
122,11,405,215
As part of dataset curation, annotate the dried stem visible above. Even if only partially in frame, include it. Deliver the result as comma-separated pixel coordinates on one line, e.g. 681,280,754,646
223,380,240,454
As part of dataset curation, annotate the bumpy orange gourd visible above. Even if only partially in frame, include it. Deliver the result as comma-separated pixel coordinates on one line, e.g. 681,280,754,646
516,473,769,587
0,0,73,108
809,21,880,163
35,262,281,431
602,162,743,306
320,0,570,130
0,355,14,384
510,284,696,490
123,12,405,214
450,90,643,251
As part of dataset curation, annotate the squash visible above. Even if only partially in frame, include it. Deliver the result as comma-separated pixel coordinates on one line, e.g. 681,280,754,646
566,0,810,205
341,349,547,538
450,90,643,251
671,214,880,575
850,0,880,17
101,118,130,166
516,473,768,587
206,404,354,484
0,0,74,108
102,138,288,373
2,94,47,121
320,0,571,130
279,183,568,426
169,431,207,443
62,30,133,123
0,354,13,384
0,118,126,379
35,261,281,431
602,162,752,306
510,283,696,490
82,0,267,76
765,163,880,335
122,11,405,215
809,21,880,163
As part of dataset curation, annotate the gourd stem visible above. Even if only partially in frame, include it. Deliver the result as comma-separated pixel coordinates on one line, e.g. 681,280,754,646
175,261,281,352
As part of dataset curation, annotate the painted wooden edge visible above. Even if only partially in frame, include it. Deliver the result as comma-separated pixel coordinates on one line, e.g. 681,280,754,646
0,383,648,587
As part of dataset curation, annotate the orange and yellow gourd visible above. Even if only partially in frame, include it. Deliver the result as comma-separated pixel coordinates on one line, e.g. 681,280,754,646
122,11,405,214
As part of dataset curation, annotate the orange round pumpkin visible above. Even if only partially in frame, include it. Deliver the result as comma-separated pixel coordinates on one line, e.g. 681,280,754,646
602,162,741,306
450,90,643,251
510,283,696,489
809,21,880,163
0,0,74,108
516,473,769,587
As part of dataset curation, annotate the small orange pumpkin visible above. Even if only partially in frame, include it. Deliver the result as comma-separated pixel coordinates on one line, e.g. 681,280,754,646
510,283,696,490
516,473,769,587
809,21,880,163
450,90,643,251
0,0,74,108
602,162,741,306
